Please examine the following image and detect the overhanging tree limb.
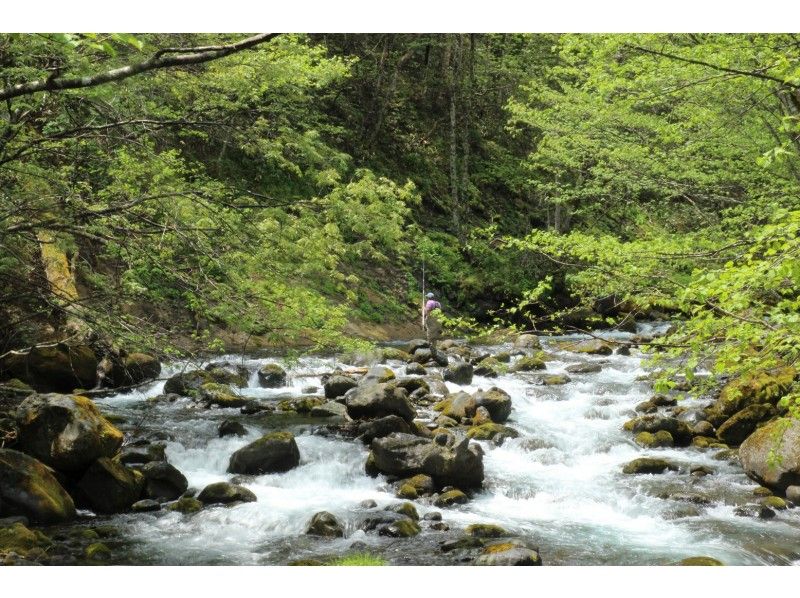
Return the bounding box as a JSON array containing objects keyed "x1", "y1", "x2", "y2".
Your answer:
[{"x1": 0, "y1": 33, "x2": 280, "y2": 102}]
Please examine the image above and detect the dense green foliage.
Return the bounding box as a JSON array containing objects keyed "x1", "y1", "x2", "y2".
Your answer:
[{"x1": 0, "y1": 33, "x2": 798, "y2": 400}]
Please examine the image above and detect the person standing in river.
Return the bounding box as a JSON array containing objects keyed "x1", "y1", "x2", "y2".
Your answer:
[{"x1": 423, "y1": 292, "x2": 443, "y2": 343}]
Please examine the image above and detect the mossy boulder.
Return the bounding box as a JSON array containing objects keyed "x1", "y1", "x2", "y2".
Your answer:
[
  {"x1": 677, "y1": 556, "x2": 723, "y2": 566},
  {"x1": 382, "y1": 348, "x2": 413, "y2": 362},
  {"x1": 0, "y1": 449, "x2": 75, "y2": 523},
  {"x1": 279, "y1": 396, "x2": 325, "y2": 414},
  {"x1": 346, "y1": 382, "x2": 416, "y2": 423},
  {"x1": 434, "y1": 489, "x2": 468, "y2": 507},
  {"x1": 167, "y1": 496, "x2": 203, "y2": 514},
  {"x1": 622, "y1": 414, "x2": 693, "y2": 446},
  {"x1": 513, "y1": 334, "x2": 541, "y2": 350},
  {"x1": 204, "y1": 362, "x2": 249, "y2": 387},
  {"x1": 473, "y1": 387, "x2": 512, "y2": 423},
  {"x1": 0, "y1": 522, "x2": 52, "y2": 561},
  {"x1": 465, "y1": 523, "x2": 508, "y2": 538},
  {"x1": 467, "y1": 423, "x2": 520, "y2": 442},
  {"x1": 475, "y1": 540, "x2": 542, "y2": 566},
  {"x1": 305, "y1": 511, "x2": 344, "y2": 537},
  {"x1": 396, "y1": 484, "x2": 417, "y2": 499},
  {"x1": 197, "y1": 482, "x2": 257, "y2": 505},
  {"x1": 565, "y1": 363, "x2": 603, "y2": 374},
  {"x1": 323, "y1": 375, "x2": 358, "y2": 399},
  {"x1": 539, "y1": 374, "x2": 571, "y2": 386},
  {"x1": 434, "y1": 391, "x2": 477, "y2": 422},
  {"x1": 310, "y1": 401, "x2": 348, "y2": 418},
  {"x1": 228, "y1": 431, "x2": 300, "y2": 475},
  {"x1": 164, "y1": 369, "x2": 215, "y2": 396},
  {"x1": 716, "y1": 404, "x2": 776, "y2": 446},
  {"x1": 444, "y1": 362, "x2": 474, "y2": 386},
  {"x1": 257, "y1": 363, "x2": 287, "y2": 388},
  {"x1": 139, "y1": 461, "x2": 188, "y2": 501},
  {"x1": 405, "y1": 363, "x2": 427, "y2": 375},
  {"x1": 554, "y1": 339, "x2": 613, "y2": 355},
  {"x1": 706, "y1": 367, "x2": 797, "y2": 425},
  {"x1": 0, "y1": 343, "x2": 98, "y2": 392},
  {"x1": 622, "y1": 457, "x2": 678, "y2": 475},
  {"x1": 385, "y1": 501, "x2": 419, "y2": 520},
  {"x1": 362, "y1": 366, "x2": 396, "y2": 384},
  {"x1": 398, "y1": 473, "x2": 435, "y2": 495},
  {"x1": 75, "y1": 457, "x2": 143, "y2": 514},
  {"x1": 378, "y1": 518, "x2": 421, "y2": 538},
  {"x1": 15, "y1": 393, "x2": 123, "y2": 472},
  {"x1": 109, "y1": 353, "x2": 161, "y2": 387},
  {"x1": 510, "y1": 355, "x2": 546, "y2": 373},
  {"x1": 395, "y1": 377, "x2": 430, "y2": 394},
  {"x1": 218, "y1": 420, "x2": 247, "y2": 438},
  {"x1": 739, "y1": 417, "x2": 800, "y2": 491},
  {"x1": 634, "y1": 430, "x2": 674, "y2": 448},
  {"x1": 473, "y1": 357, "x2": 501, "y2": 378},
  {"x1": 759, "y1": 496, "x2": 788, "y2": 510},
  {"x1": 85, "y1": 542, "x2": 112, "y2": 561},
  {"x1": 197, "y1": 382, "x2": 247, "y2": 408}
]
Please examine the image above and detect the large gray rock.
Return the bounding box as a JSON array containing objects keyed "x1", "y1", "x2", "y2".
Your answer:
[
  {"x1": 305, "y1": 511, "x2": 344, "y2": 537},
  {"x1": 109, "y1": 353, "x2": 161, "y2": 387},
  {"x1": 0, "y1": 343, "x2": 98, "y2": 392},
  {"x1": 197, "y1": 482, "x2": 257, "y2": 505},
  {"x1": 346, "y1": 383, "x2": 416, "y2": 423},
  {"x1": 716, "y1": 404, "x2": 775, "y2": 446},
  {"x1": 740, "y1": 418, "x2": 800, "y2": 491},
  {"x1": 444, "y1": 362, "x2": 473, "y2": 386},
  {"x1": 473, "y1": 387, "x2": 512, "y2": 423},
  {"x1": 323, "y1": 375, "x2": 357, "y2": 399},
  {"x1": 227, "y1": 432, "x2": 300, "y2": 475},
  {"x1": 357, "y1": 415, "x2": 411, "y2": 444},
  {"x1": 257, "y1": 364, "x2": 287, "y2": 388},
  {"x1": 14, "y1": 393, "x2": 123, "y2": 472},
  {"x1": 140, "y1": 461, "x2": 188, "y2": 501},
  {"x1": 76, "y1": 457, "x2": 143, "y2": 514},
  {"x1": 369, "y1": 433, "x2": 484, "y2": 489},
  {"x1": 0, "y1": 449, "x2": 75, "y2": 523}
]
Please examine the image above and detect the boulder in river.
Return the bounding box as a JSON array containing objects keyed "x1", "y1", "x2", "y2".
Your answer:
[
  {"x1": 120, "y1": 441, "x2": 166, "y2": 466},
  {"x1": 443, "y1": 362, "x2": 474, "y2": 385},
  {"x1": 0, "y1": 448, "x2": 75, "y2": 523},
  {"x1": 345, "y1": 383, "x2": 416, "y2": 423},
  {"x1": 510, "y1": 355, "x2": 546, "y2": 373},
  {"x1": 554, "y1": 339, "x2": 613, "y2": 355},
  {"x1": 109, "y1": 353, "x2": 161, "y2": 387},
  {"x1": 565, "y1": 363, "x2": 602, "y2": 374},
  {"x1": 218, "y1": 420, "x2": 247, "y2": 438},
  {"x1": 473, "y1": 357, "x2": 501, "y2": 378},
  {"x1": 475, "y1": 540, "x2": 542, "y2": 566},
  {"x1": 204, "y1": 362, "x2": 249, "y2": 387},
  {"x1": 434, "y1": 391, "x2": 476, "y2": 422},
  {"x1": 467, "y1": 423, "x2": 520, "y2": 443},
  {"x1": 75, "y1": 457, "x2": 143, "y2": 514},
  {"x1": 513, "y1": 334, "x2": 541, "y2": 350},
  {"x1": 305, "y1": 511, "x2": 345, "y2": 537},
  {"x1": 139, "y1": 461, "x2": 189, "y2": 501},
  {"x1": 197, "y1": 383, "x2": 247, "y2": 408},
  {"x1": 677, "y1": 556, "x2": 724, "y2": 566},
  {"x1": 323, "y1": 375, "x2": 358, "y2": 399},
  {"x1": 362, "y1": 366, "x2": 396, "y2": 385},
  {"x1": 310, "y1": 401, "x2": 348, "y2": 418},
  {"x1": 357, "y1": 415, "x2": 411, "y2": 444},
  {"x1": 0, "y1": 343, "x2": 98, "y2": 392},
  {"x1": 623, "y1": 414, "x2": 693, "y2": 447},
  {"x1": 705, "y1": 367, "x2": 796, "y2": 426},
  {"x1": 164, "y1": 369, "x2": 215, "y2": 396},
  {"x1": 197, "y1": 482, "x2": 257, "y2": 505},
  {"x1": 621, "y1": 457, "x2": 678, "y2": 475},
  {"x1": 378, "y1": 518, "x2": 420, "y2": 538},
  {"x1": 739, "y1": 417, "x2": 800, "y2": 491},
  {"x1": 15, "y1": 393, "x2": 123, "y2": 472},
  {"x1": 473, "y1": 387, "x2": 512, "y2": 423},
  {"x1": 227, "y1": 431, "x2": 301, "y2": 475},
  {"x1": 716, "y1": 403, "x2": 775, "y2": 446},
  {"x1": 369, "y1": 433, "x2": 484, "y2": 489},
  {"x1": 257, "y1": 363, "x2": 287, "y2": 388},
  {"x1": 405, "y1": 363, "x2": 427, "y2": 376}
]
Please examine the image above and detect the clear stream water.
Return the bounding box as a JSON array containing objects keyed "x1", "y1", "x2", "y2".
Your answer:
[{"x1": 85, "y1": 325, "x2": 800, "y2": 565}]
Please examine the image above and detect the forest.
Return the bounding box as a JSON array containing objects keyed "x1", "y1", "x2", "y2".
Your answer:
[{"x1": 0, "y1": 33, "x2": 799, "y2": 567}]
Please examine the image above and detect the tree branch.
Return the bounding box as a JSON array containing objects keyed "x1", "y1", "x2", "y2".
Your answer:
[{"x1": 0, "y1": 33, "x2": 280, "y2": 102}]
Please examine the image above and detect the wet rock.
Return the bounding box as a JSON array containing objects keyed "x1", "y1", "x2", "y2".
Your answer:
[
  {"x1": 513, "y1": 334, "x2": 541, "y2": 350},
  {"x1": 666, "y1": 492, "x2": 711, "y2": 505},
  {"x1": 398, "y1": 473, "x2": 435, "y2": 496},
  {"x1": 733, "y1": 504, "x2": 775, "y2": 519},
  {"x1": 360, "y1": 499, "x2": 377, "y2": 509},
  {"x1": 539, "y1": 374, "x2": 570, "y2": 386},
  {"x1": 692, "y1": 421, "x2": 715, "y2": 437},
  {"x1": 411, "y1": 348, "x2": 432, "y2": 364},
  {"x1": 120, "y1": 442, "x2": 166, "y2": 465},
  {"x1": 278, "y1": 396, "x2": 324, "y2": 414},
  {"x1": 257, "y1": 363, "x2": 287, "y2": 388},
  {"x1": 405, "y1": 363, "x2": 427, "y2": 376},
  {"x1": 565, "y1": 363, "x2": 603, "y2": 374},
  {"x1": 385, "y1": 501, "x2": 419, "y2": 520},
  {"x1": 358, "y1": 510, "x2": 408, "y2": 531},
  {"x1": 434, "y1": 391, "x2": 477, "y2": 422},
  {"x1": 465, "y1": 523, "x2": 508, "y2": 538},
  {"x1": 753, "y1": 486, "x2": 773, "y2": 497},
  {"x1": 167, "y1": 497, "x2": 203, "y2": 514},
  {"x1": 346, "y1": 383, "x2": 416, "y2": 423},
  {"x1": 197, "y1": 482, "x2": 257, "y2": 505},
  {"x1": 510, "y1": 355, "x2": 546, "y2": 373},
  {"x1": 0, "y1": 449, "x2": 75, "y2": 523},
  {"x1": 310, "y1": 401, "x2": 348, "y2": 418},
  {"x1": 467, "y1": 423, "x2": 519, "y2": 442},
  {"x1": 423, "y1": 511, "x2": 442, "y2": 521},
  {"x1": 164, "y1": 369, "x2": 215, "y2": 396},
  {"x1": 473, "y1": 357, "x2": 501, "y2": 378},
  {"x1": 706, "y1": 367, "x2": 796, "y2": 426},
  {"x1": 622, "y1": 457, "x2": 678, "y2": 475},
  {"x1": 0, "y1": 521, "x2": 52, "y2": 561},
  {"x1": 493, "y1": 352, "x2": 511, "y2": 363},
  {"x1": 0, "y1": 343, "x2": 98, "y2": 393},
  {"x1": 662, "y1": 505, "x2": 702, "y2": 520},
  {"x1": 140, "y1": 461, "x2": 189, "y2": 501},
  {"x1": 218, "y1": 420, "x2": 247, "y2": 438},
  {"x1": 131, "y1": 499, "x2": 161, "y2": 512},
  {"x1": 379, "y1": 518, "x2": 421, "y2": 538},
  {"x1": 357, "y1": 415, "x2": 411, "y2": 444},
  {"x1": 362, "y1": 366, "x2": 396, "y2": 385},
  {"x1": 76, "y1": 457, "x2": 143, "y2": 514},
  {"x1": 305, "y1": 511, "x2": 345, "y2": 537},
  {"x1": 690, "y1": 465, "x2": 714, "y2": 477},
  {"x1": 440, "y1": 535, "x2": 483, "y2": 552},
  {"x1": 739, "y1": 418, "x2": 800, "y2": 491},
  {"x1": 623, "y1": 414, "x2": 693, "y2": 446},
  {"x1": 197, "y1": 383, "x2": 247, "y2": 408},
  {"x1": 444, "y1": 362, "x2": 474, "y2": 386},
  {"x1": 405, "y1": 339, "x2": 430, "y2": 355},
  {"x1": 240, "y1": 400, "x2": 273, "y2": 415},
  {"x1": 785, "y1": 485, "x2": 800, "y2": 505},
  {"x1": 382, "y1": 348, "x2": 413, "y2": 362},
  {"x1": 84, "y1": 542, "x2": 112, "y2": 561},
  {"x1": 324, "y1": 375, "x2": 358, "y2": 399},
  {"x1": 635, "y1": 401, "x2": 657, "y2": 414},
  {"x1": 204, "y1": 362, "x2": 249, "y2": 387},
  {"x1": 369, "y1": 433, "x2": 484, "y2": 489},
  {"x1": 716, "y1": 404, "x2": 775, "y2": 446},
  {"x1": 555, "y1": 339, "x2": 613, "y2": 356},
  {"x1": 759, "y1": 496, "x2": 787, "y2": 510},
  {"x1": 227, "y1": 431, "x2": 300, "y2": 475},
  {"x1": 473, "y1": 387, "x2": 512, "y2": 423},
  {"x1": 475, "y1": 541, "x2": 542, "y2": 566},
  {"x1": 634, "y1": 430, "x2": 674, "y2": 448},
  {"x1": 14, "y1": 393, "x2": 123, "y2": 472},
  {"x1": 678, "y1": 556, "x2": 723, "y2": 566},
  {"x1": 472, "y1": 406, "x2": 492, "y2": 427},
  {"x1": 108, "y1": 353, "x2": 161, "y2": 387},
  {"x1": 396, "y1": 484, "x2": 417, "y2": 499},
  {"x1": 434, "y1": 489, "x2": 468, "y2": 507},
  {"x1": 616, "y1": 346, "x2": 631, "y2": 356}
]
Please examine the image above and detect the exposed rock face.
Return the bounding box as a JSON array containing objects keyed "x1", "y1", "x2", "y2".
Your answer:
[
  {"x1": 227, "y1": 432, "x2": 300, "y2": 475},
  {"x1": 257, "y1": 363, "x2": 287, "y2": 388},
  {"x1": 473, "y1": 387, "x2": 512, "y2": 423},
  {"x1": 197, "y1": 482, "x2": 257, "y2": 505},
  {"x1": 345, "y1": 383, "x2": 416, "y2": 423},
  {"x1": 369, "y1": 433, "x2": 484, "y2": 489},
  {"x1": 510, "y1": 356, "x2": 546, "y2": 373},
  {"x1": 0, "y1": 449, "x2": 76, "y2": 523},
  {"x1": 139, "y1": 462, "x2": 189, "y2": 501},
  {"x1": 739, "y1": 418, "x2": 800, "y2": 491},
  {"x1": 305, "y1": 511, "x2": 345, "y2": 537},
  {"x1": 75, "y1": 457, "x2": 143, "y2": 514},
  {"x1": 0, "y1": 343, "x2": 98, "y2": 392},
  {"x1": 15, "y1": 394, "x2": 123, "y2": 472}
]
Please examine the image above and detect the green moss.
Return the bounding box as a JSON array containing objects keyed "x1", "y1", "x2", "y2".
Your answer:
[
  {"x1": 677, "y1": 556, "x2": 724, "y2": 566},
  {"x1": 465, "y1": 523, "x2": 508, "y2": 538},
  {"x1": 467, "y1": 423, "x2": 519, "y2": 441},
  {"x1": 396, "y1": 484, "x2": 418, "y2": 499},
  {"x1": 434, "y1": 489, "x2": 468, "y2": 507},
  {"x1": 167, "y1": 497, "x2": 203, "y2": 514},
  {"x1": 329, "y1": 552, "x2": 387, "y2": 566},
  {"x1": 85, "y1": 542, "x2": 111, "y2": 561},
  {"x1": 510, "y1": 355, "x2": 546, "y2": 372},
  {"x1": 0, "y1": 522, "x2": 52, "y2": 559},
  {"x1": 760, "y1": 496, "x2": 788, "y2": 510}
]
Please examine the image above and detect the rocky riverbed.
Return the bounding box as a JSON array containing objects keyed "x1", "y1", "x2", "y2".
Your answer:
[{"x1": 1, "y1": 323, "x2": 799, "y2": 565}]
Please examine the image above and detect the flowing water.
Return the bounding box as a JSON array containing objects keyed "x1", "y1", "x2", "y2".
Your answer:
[{"x1": 81, "y1": 324, "x2": 800, "y2": 565}]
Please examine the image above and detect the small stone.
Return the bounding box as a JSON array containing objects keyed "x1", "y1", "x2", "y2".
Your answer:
[
  {"x1": 733, "y1": 504, "x2": 775, "y2": 519},
  {"x1": 423, "y1": 511, "x2": 442, "y2": 521},
  {"x1": 360, "y1": 499, "x2": 377, "y2": 509},
  {"x1": 131, "y1": 499, "x2": 161, "y2": 512},
  {"x1": 85, "y1": 542, "x2": 111, "y2": 561},
  {"x1": 434, "y1": 489, "x2": 468, "y2": 507}
]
